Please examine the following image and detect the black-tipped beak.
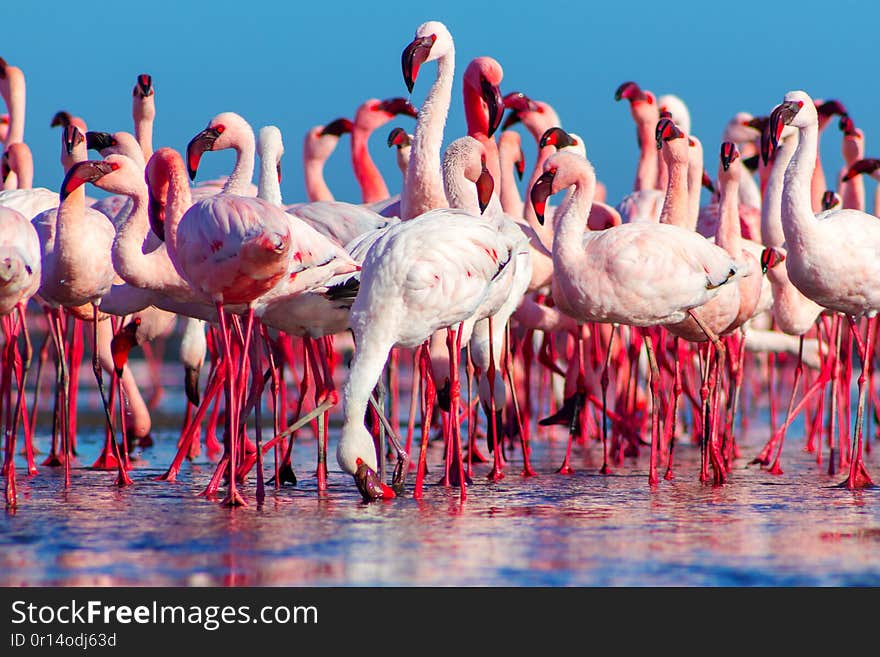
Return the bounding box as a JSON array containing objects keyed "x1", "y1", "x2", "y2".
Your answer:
[
  {"x1": 378, "y1": 97, "x2": 418, "y2": 118},
  {"x1": 355, "y1": 460, "x2": 395, "y2": 502},
  {"x1": 110, "y1": 319, "x2": 140, "y2": 378},
  {"x1": 184, "y1": 365, "x2": 201, "y2": 406},
  {"x1": 540, "y1": 127, "x2": 577, "y2": 150},
  {"x1": 186, "y1": 126, "x2": 222, "y2": 180},
  {"x1": 614, "y1": 81, "x2": 642, "y2": 102},
  {"x1": 816, "y1": 99, "x2": 847, "y2": 118},
  {"x1": 387, "y1": 126, "x2": 410, "y2": 148},
  {"x1": 655, "y1": 117, "x2": 683, "y2": 150},
  {"x1": 841, "y1": 158, "x2": 880, "y2": 182},
  {"x1": 475, "y1": 161, "x2": 494, "y2": 214},
  {"x1": 63, "y1": 125, "x2": 84, "y2": 156},
  {"x1": 531, "y1": 169, "x2": 556, "y2": 225},
  {"x1": 86, "y1": 131, "x2": 117, "y2": 153},
  {"x1": 515, "y1": 148, "x2": 525, "y2": 181},
  {"x1": 769, "y1": 100, "x2": 802, "y2": 150},
  {"x1": 480, "y1": 77, "x2": 504, "y2": 138},
  {"x1": 760, "y1": 246, "x2": 785, "y2": 274},
  {"x1": 319, "y1": 118, "x2": 354, "y2": 137},
  {"x1": 135, "y1": 73, "x2": 153, "y2": 97},
  {"x1": 50, "y1": 110, "x2": 72, "y2": 128},
  {"x1": 720, "y1": 141, "x2": 739, "y2": 172},
  {"x1": 148, "y1": 187, "x2": 166, "y2": 241},
  {"x1": 501, "y1": 110, "x2": 522, "y2": 130},
  {"x1": 60, "y1": 160, "x2": 117, "y2": 201},
  {"x1": 402, "y1": 35, "x2": 435, "y2": 93},
  {"x1": 821, "y1": 190, "x2": 840, "y2": 211},
  {"x1": 1, "y1": 152, "x2": 10, "y2": 182},
  {"x1": 839, "y1": 114, "x2": 858, "y2": 137}
]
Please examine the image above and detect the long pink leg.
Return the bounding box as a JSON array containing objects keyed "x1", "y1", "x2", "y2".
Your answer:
[
  {"x1": 157, "y1": 360, "x2": 226, "y2": 482},
  {"x1": 827, "y1": 316, "x2": 843, "y2": 475},
  {"x1": 405, "y1": 349, "x2": 419, "y2": 471},
  {"x1": 486, "y1": 317, "x2": 505, "y2": 482},
  {"x1": 414, "y1": 342, "x2": 435, "y2": 500},
  {"x1": 66, "y1": 319, "x2": 82, "y2": 456},
  {"x1": 839, "y1": 315, "x2": 876, "y2": 489},
  {"x1": 663, "y1": 337, "x2": 683, "y2": 481},
  {"x1": 271, "y1": 337, "x2": 309, "y2": 486},
  {"x1": 598, "y1": 325, "x2": 615, "y2": 475},
  {"x1": 215, "y1": 303, "x2": 245, "y2": 507},
  {"x1": 24, "y1": 329, "x2": 50, "y2": 475},
  {"x1": 643, "y1": 329, "x2": 662, "y2": 487},
  {"x1": 505, "y1": 324, "x2": 535, "y2": 477}
]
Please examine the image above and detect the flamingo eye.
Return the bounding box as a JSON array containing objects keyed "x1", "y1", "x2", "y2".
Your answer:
[
  {"x1": 110, "y1": 163, "x2": 120, "y2": 171},
  {"x1": 214, "y1": 125, "x2": 226, "y2": 134}
]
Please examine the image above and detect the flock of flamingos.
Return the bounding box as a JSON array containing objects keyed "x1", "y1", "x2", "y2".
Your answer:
[{"x1": 1, "y1": 19, "x2": 879, "y2": 509}]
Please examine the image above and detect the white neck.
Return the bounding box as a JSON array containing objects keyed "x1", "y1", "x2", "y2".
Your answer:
[
  {"x1": 222, "y1": 132, "x2": 255, "y2": 195},
  {"x1": 401, "y1": 49, "x2": 454, "y2": 219},
  {"x1": 258, "y1": 153, "x2": 282, "y2": 207},
  {"x1": 761, "y1": 136, "x2": 796, "y2": 248},
  {"x1": 780, "y1": 122, "x2": 819, "y2": 252}
]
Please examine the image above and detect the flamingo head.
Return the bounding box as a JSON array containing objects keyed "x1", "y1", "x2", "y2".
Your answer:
[
  {"x1": 839, "y1": 113, "x2": 858, "y2": 137},
  {"x1": 821, "y1": 190, "x2": 841, "y2": 211},
  {"x1": 356, "y1": 97, "x2": 417, "y2": 131},
  {"x1": 614, "y1": 80, "x2": 648, "y2": 103},
  {"x1": 531, "y1": 151, "x2": 594, "y2": 226},
  {"x1": 815, "y1": 98, "x2": 847, "y2": 130},
  {"x1": 62, "y1": 124, "x2": 85, "y2": 159},
  {"x1": 319, "y1": 118, "x2": 354, "y2": 138},
  {"x1": 771, "y1": 91, "x2": 815, "y2": 144},
  {"x1": 110, "y1": 317, "x2": 141, "y2": 376},
  {"x1": 540, "y1": 127, "x2": 578, "y2": 151},
  {"x1": 464, "y1": 57, "x2": 504, "y2": 138},
  {"x1": 655, "y1": 117, "x2": 686, "y2": 159},
  {"x1": 145, "y1": 148, "x2": 186, "y2": 242},
  {"x1": 658, "y1": 94, "x2": 691, "y2": 135},
  {"x1": 60, "y1": 159, "x2": 119, "y2": 201},
  {"x1": 257, "y1": 125, "x2": 284, "y2": 183},
  {"x1": 186, "y1": 112, "x2": 249, "y2": 180},
  {"x1": 133, "y1": 73, "x2": 153, "y2": 98},
  {"x1": 386, "y1": 126, "x2": 411, "y2": 149},
  {"x1": 51, "y1": 110, "x2": 87, "y2": 133},
  {"x1": 354, "y1": 458, "x2": 396, "y2": 502},
  {"x1": 841, "y1": 158, "x2": 880, "y2": 182},
  {"x1": 720, "y1": 141, "x2": 740, "y2": 172},
  {"x1": 501, "y1": 91, "x2": 539, "y2": 130},
  {"x1": 760, "y1": 247, "x2": 786, "y2": 274},
  {"x1": 402, "y1": 21, "x2": 451, "y2": 93}
]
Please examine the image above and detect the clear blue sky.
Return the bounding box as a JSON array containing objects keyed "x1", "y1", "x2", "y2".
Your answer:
[{"x1": 2, "y1": 0, "x2": 877, "y2": 206}]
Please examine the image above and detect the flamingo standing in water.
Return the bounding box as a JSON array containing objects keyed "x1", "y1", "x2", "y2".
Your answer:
[
  {"x1": 769, "y1": 90, "x2": 880, "y2": 489},
  {"x1": 0, "y1": 205, "x2": 41, "y2": 507},
  {"x1": 531, "y1": 150, "x2": 742, "y2": 486}
]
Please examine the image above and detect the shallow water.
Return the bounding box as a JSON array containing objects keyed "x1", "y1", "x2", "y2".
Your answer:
[{"x1": 2, "y1": 384, "x2": 878, "y2": 587}]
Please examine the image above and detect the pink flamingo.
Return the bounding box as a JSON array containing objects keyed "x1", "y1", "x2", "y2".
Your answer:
[
  {"x1": 0, "y1": 205, "x2": 41, "y2": 507},
  {"x1": 614, "y1": 81, "x2": 664, "y2": 222},
  {"x1": 351, "y1": 97, "x2": 417, "y2": 204},
  {"x1": 302, "y1": 118, "x2": 352, "y2": 202},
  {"x1": 530, "y1": 150, "x2": 742, "y2": 486},
  {"x1": 132, "y1": 74, "x2": 154, "y2": 160},
  {"x1": 769, "y1": 89, "x2": 880, "y2": 489}
]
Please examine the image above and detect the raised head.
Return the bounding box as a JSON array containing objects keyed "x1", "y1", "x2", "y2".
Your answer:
[
  {"x1": 186, "y1": 111, "x2": 252, "y2": 180},
  {"x1": 401, "y1": 21, "x2": 453, "y2": 93}
]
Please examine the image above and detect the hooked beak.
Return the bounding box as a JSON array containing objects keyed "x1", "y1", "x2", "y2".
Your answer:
[
  {"x1": 769, "y1": 100, "x2": 803, "y2": 151},
  {"x1": 377, "y1": 97, "x2": 418, "y2": 118},
  {"x1": 839, "y1": 114, "x2": 858, "y2": 136},
  {"x1": 401, "y1": 34, "x2": 436, "y2": 93},
  {"x1": 355, "y1": 458, "x2": 396, "y2": 502},
  {"x1": 60, "y1": 160, "x2": 117, "y2": 201},
  {"x1": 63, "y1": 125, "x2": 84, "y2": 156},
  {"x1": 741, "y1": 154, "x2": 760, "y2": 173},
  {"x1": 1, "y1": 152, "x2": 10, "y2": 182},
  {"x1": 184, "y1": 364, "x2": 201, "y2": 406},
  {"x1": 530, "y1": 168, "x2": 556, "y2": 226},
  {"x1": 841, "y1": 158, "x2": 880, "y2": 182},
  {"x1": 821, "y1": 190, "x2": 840, "y2": 211},
  {"x1": 110, "y1": 318, "x2": 140, "y2": 377},
  {"x1": 386, "y1": 126, "x2": 411, "y2": 148},
  {"x1": 760, "y1": 246, "x2": 785, "y2": 274},
  {"x1": 319, "y1": 118, "x2": 354, "y2": 137},
  {"x1": 147, "y1": 187, "x2": 166, "y2": 242},
  {"x1": 720, "y1": 141, "x2": 739, "y2": 172},
  {"x1": 501, "y1": 91, "x2": 538, "y2": 130},
  {"x1": 476, "y1": 159, "x2": 494, "y2": 214},
  {"x1": 480, "y1": 76, "x2": 504, "y2": 138},
  {"x1": 186, "y1": 126, "x2": 223, "y2": 180},
  {"x1": 815, "y1": 99, "x2": 847, "y2": 118},
  {"x1": 655, "y1": 117, "x2": 683, "y2": 150},
  {"x1": 540, "y1": 127, "x2": 577, "y2": 150},
  {"x1": 701, "y1": 170, "x2": 716, "y2": 194},
  {"x1": 86, "y1": 131, "x2": 117, "y2": 153},
  {"x1": 276, "y1": 162, "x2": 282, "y2": 184},
  {"x1": 515, "y1": 148, "x2": 525, "y2": 181},
  {"x1": 134, "y1": 73, "x2": 153, "y2": 97},
  {"x1": 50, "y1": 110, "x2": 72, "y2": 128},
  {"x1": 614, "y1": 81, "x2": 645, "y2": 103}
]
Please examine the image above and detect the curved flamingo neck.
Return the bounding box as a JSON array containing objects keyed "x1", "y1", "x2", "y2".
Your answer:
[
  {"x1": 658, "y1": 155, "x2": 689, "y2": 228},
  {"x1": 135, "y1": 115, "x2": 153, "y2": 161},
  {"x1": 634, "y1": 120, "x2": 658, "y2": 192},
  {"x1": 760, "y1": 138, "x2": 795, "y2": 248},
  {"x1": 303, "y1": 156, "x2": 333, "y2": 202},
  {"x1": 554, "y1": 168, "x2": 596, "y2": 269},
  {"x1": 15, "y1": 156, "x2": 33, "y2": 189},
  {"x1": 258, "y1": 150, "x2": 282, "y2": 207},
  {"x1": 2, "y1": 71, "x2": 25, "y2": 145},
  {"x1": 781, "y1": 122, "x2": 819, "y2": 251},
  {"x1": 498, "y1": 141, "x2": 523, "y2": 218},
  {"x1": 442, "y1": 159, "x2": 478, "y2": 214},
  {"x1": 164, "y1": 159, "x2": 193, "y2": 264},
  {"x1": 351, "y1": 126, "x2": 389, "y2": 203},
  {"x1": 717, "y1": 173, "x2": 741, "y2": 255},
  {"x1": 402, "y1": 49, "x2": 454, "y2": 219},
  {"x1": 686, "y1": 152, "x2": 702, "y2": 232},
  {"x1": 221, "y1": 128, "x2": 255, "y2": 195}
]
